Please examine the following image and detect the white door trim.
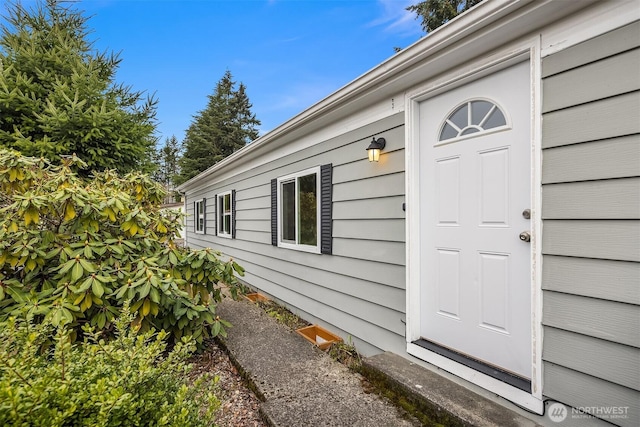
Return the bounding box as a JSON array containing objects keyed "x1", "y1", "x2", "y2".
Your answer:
[{"x1": 404, "y1": 39, "x2": 543, "y2": 414}]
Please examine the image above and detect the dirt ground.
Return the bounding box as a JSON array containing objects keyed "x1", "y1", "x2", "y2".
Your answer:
[{"x1": 189, "y1": 339, "x2": 267, "y2": 427}]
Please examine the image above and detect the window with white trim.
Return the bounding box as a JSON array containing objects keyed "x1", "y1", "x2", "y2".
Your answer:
[
  {"x1": 439, "y1": 99, "x2": 508, "y2": 143},
  {"x1": 277, "y1": 167, "x2": 320, "y2": 253},
  {"x1": 217, "y1": 191, "x2": 233, "y2": 238},
  {"x1": 195, "y1": 199, "x2": 205, "y2": 233}
]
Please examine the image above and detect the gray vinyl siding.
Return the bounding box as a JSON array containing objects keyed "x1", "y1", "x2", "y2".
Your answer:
[
  {"x1": 541, "y1": 21, "x2": 640, "y2": 427},
  {"x1": 185, "y1": 112, "x2": 407, "y2": 355}
]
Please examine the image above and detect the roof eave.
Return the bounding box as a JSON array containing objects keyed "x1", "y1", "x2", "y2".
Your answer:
[{"x1": 177, "y1": 0, "x2": 587, "y2": 191}]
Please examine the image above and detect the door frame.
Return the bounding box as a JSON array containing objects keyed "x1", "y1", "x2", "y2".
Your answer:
[{"x1": 405, "y1": 40, "x2": 544, "y2": 414}]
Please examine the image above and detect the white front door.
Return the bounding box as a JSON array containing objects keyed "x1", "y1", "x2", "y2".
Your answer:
[{"x1": 418, "y1": 61, "x2": 532, "y2": 379}]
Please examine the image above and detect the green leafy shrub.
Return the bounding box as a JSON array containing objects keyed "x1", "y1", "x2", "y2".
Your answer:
[
  {"x1": 0, "y1": 305, "x2": 220, "y2": 426},
  {"x1": 0, "y1": 149, "x2": 243, "y2": 344}
]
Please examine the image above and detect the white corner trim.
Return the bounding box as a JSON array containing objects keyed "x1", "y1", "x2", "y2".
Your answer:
[
  {"x1": 405, "y1": 94, "x2": 422, "y2": 344},
  {"x1": 182, "y1": 195, "x2": 188, "y2": 248},
  {"x1": 529, "y1": 35, "x2": 544, "y2": 400}
]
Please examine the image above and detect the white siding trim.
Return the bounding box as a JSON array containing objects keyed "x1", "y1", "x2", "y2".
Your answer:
[
  {"x1": 405, "y1": 91, "x2": 421, "y2": 344},
  {"x1": 530, "y1": 35, "x2": 544, "y2": 400},
  {"x1": 540, "y1": 0, "x2": 640, "y2": 57},
  {"x1": 182, "y1": 196, "x2": 188, "y2": 247}
]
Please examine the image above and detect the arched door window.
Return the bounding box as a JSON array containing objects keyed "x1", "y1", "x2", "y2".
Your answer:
[{"x1": 438, "y1": 99, "x2": 508, "y2": 143}]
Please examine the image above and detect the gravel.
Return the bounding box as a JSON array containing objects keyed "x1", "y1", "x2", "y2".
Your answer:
[{"x1": 189, "y1": 339, "x2": 267, "y2": 427}]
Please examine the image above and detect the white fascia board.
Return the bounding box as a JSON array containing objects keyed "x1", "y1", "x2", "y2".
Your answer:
[
  {"x1": 541, "y1": 0, "x2": 640, "y2": 57},
  {"x1": 177, "y1": 0, "x2": 597, "y2": 193}
]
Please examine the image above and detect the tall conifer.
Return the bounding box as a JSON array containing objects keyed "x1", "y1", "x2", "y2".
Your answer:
[
  {"x1": 152, "y1": 135, "x2": 181, "y2": 201},
  {"x1": 176, "y1": 71, "x2": 260, "y2": 185},
  {"x1": 0, "y1": 0, "x2": 157, "y2": 174}
]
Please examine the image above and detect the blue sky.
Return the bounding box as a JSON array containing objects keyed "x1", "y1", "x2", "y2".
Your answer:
[{"x1": 7, "y1": 0, "x2": 425, "y2": 145}]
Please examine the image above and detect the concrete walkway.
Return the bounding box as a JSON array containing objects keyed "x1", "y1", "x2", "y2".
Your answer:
[
  {"x1": 363, "y1": 353, "x2": 540, "y2": 427},
  {"x1": 216, "y1": 297, "x2": 420, "y2": 427},
  {"x1": 216, "y1": 297, "x2": 542, "y2": 427}
]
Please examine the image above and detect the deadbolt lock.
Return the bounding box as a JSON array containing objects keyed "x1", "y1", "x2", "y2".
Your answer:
[
  {"x1": 522, "y1": 209, "x2": 531, "y2": 219},
  {"x1": 519, "y1": 231, "x2": 531, "y2": 242}
]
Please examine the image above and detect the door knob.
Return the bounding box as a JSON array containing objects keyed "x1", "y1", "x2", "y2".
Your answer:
[{"x1": 519, "y1": 231, "x2": 531, "y2": 242}]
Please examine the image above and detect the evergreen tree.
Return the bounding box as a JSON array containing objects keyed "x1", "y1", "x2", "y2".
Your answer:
[
  {"x1": 152, "y1": 135, "x2": 181, "y2": 202},
  {"x1": 407, "y1": 0, "x2": 484, "y2": 33},
  {"x1": 176, "y1": 70, "x2": 260, "y2": 185},
  {"x1": 0, "y1": 0, "x2": 157, "y2": 174},
  {"x1": 153, "y1": 135, "x2": 181, "y2": 186}
]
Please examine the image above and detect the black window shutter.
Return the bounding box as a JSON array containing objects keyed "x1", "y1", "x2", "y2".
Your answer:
[
  {"x1": 213, "y1": 195, "x2": 218, "y2": 236},
  {"x1": 271, "y1": 179, "x2": 277, "y2": 246},
  {"x1": 231, "y1": 190, "x2": 237, "y2": 239},
  {"x1": 320, "y1": 164, "x2": 333, "y2": 255},
  {"x1": 193, "y1": 201, "x2": 196, "y2": 232},
  {"x1": 202, "y1": 198, "x2": 206, "y2": 234}
]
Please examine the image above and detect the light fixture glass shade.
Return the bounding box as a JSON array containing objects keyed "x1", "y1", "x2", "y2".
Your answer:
[{"x1": 366, "y1": 137, "x2": 386, "y2": 163}]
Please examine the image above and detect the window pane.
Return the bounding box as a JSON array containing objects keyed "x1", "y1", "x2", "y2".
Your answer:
[
  {"x1": 439, "y1": 123, "x2": 458, "y2": 141},
  {"x1": 224, "y1": 194, "x2": 231, "y2": 213},
  {"x1": 460, "y1": 127, "x2": 480, "y2": 136},
  {"x1": 449, "y1": 104, "x2": 468, "y2": 129},
  {"x1": 298, "y1": 174, "x2": 317, "y2": 246},
  {"x1": 281, "y1": 181, "x2": 296, "y2": 242},
  {"x1": 218, "y1": 199, "x2": 223, "y2": 230},
  {"x1": 484, "y1": 108, "x2": 506, "y2": 129},
  {"x1": 471, "y1": 100, "x2": 493, "y2": 125},
  {"x1": 196, "y1": 201, "x2": 204, "y2": 231},
  {"x1": 224, "y1": 215, "x2": 231, "y2": 234}
]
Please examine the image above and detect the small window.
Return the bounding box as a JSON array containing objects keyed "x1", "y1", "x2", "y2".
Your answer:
[
  {"x1": 271, "y1": 164, "x2": 333, "y2": 255},
  {"x1": 195, "y1": 199, "x2": 206, "y2": 234},
  {"x1": 439, "y1": 99, "x2": 508, "y2": 143},
  {"x1": 217, "y1": 191, "x2": 233, "y2": 238},
  {"x1": 277, "y1": 167, "x2": 320, "y2": 252}
]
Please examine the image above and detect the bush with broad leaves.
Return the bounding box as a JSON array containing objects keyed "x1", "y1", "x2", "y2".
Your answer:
[
  {"x1": 0, "y1": 149, "x2": 244, "y2": 344},
  {"x1": 0, "y1": 304, "x2": 220, "y2": 426}
]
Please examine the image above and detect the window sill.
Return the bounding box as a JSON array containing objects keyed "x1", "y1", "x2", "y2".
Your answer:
[{"x1": 278, "y1": 241, "x2": 321, "y2": 254}]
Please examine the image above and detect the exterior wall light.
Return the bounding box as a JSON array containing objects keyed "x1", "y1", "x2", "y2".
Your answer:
[{"x1": 366, "y1": 137, "x2": 386, "y2": 162}]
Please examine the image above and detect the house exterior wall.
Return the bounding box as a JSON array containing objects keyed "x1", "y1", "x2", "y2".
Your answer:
[
  {"x1": 540, "y1": 21, "x2": 640, "y2": 427},
  {"x1": 185, "y1": 112, "x2": 408, "y2": 356},
  {"x1": 180, "y1": 2, "x2": 639, "y2": 424}
]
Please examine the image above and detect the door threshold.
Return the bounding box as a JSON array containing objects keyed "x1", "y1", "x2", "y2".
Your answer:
[
  {"x1": 413, "y1": 339, "x2": 531, "y2": 393},
  {"x1": 407, "y1": 342, "x2": 543, "y2": 413}
]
